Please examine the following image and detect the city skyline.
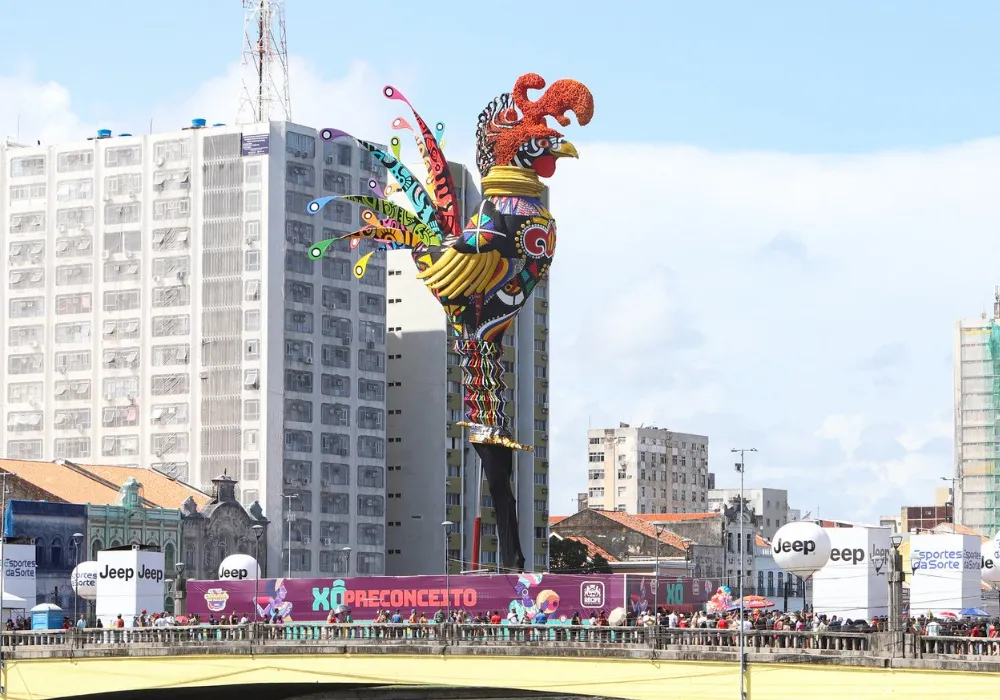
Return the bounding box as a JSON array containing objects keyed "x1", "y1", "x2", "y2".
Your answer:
[{"x1": 1, "y1": 2, "x2": 999, "y2": 528}]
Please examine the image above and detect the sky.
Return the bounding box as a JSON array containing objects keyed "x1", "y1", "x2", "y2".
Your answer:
[{"x1": 3, "y1": 1, "x2": 1000, "y2": 526}]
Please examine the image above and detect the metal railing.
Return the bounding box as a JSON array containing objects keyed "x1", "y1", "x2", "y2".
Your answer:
[{"x1": 0, "y1": 624, "x2": 996, "y2": 661}]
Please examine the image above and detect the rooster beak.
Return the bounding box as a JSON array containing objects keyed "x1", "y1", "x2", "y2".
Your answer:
[{"x1": 551, "y1": 141, "x2": 579, "y2": 159}]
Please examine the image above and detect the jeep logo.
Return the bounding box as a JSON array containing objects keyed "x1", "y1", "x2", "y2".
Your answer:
[
  {"x1": 773, "y1": 539, "x2": 817, "y2": 555},
  {"x1": 221, "y1": 568, "x2": 250, "y2": 580},
  {"x1": 99, "y1": 565, "x2": 164, "y2": 583},
  {"x1": 829, "y1": 547, "x2": 865, "y2": 565}
]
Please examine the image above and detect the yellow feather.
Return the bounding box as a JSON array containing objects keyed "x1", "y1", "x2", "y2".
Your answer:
[
  {"x1": 469, "y1": 251, "x2": 499, "y2": 294},
  {"x1": 416, "y1": 247, "x2": 459, "y2": 283},
  {"x1": 428, "y1": 253, "x2": 472, "y2": 291},
  {"x1": 437, "y1": 255, "x2": 486, "y2": 297}
]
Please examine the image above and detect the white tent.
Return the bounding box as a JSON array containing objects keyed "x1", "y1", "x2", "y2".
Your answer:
[{"x1": 1, "y1": 591, "x2": 27, "y2": 609}]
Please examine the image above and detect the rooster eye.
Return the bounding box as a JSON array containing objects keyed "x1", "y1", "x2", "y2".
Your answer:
[{"x1": 537, "y1": 138, "x2": 550, "y2": 149}]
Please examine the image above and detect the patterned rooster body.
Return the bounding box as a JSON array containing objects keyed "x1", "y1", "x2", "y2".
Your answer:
[{"x1": 308, "y1": 73, "x2": 593, "y2": 571}]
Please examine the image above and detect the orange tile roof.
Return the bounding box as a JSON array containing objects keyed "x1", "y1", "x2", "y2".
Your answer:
[
  {"x1": 78, "y1": 464, "x2": 210, "y2": 509},
  {"x1": 929, "y1": 522, "x2": 990, "y2": 542},
  {"x1": 591, "y1": 509, "x2": 692, "y2": 551},
  {"x1": 0, "y1": 459, "x2": 210, "y2": 509},
  {"x1": 634, "y1": 512, "x2": 718, "y2": 523},
  {"x1": 564, "y1": 535, "x2": 619, "y2": 563},
  {"x1": 549, "y1": 515, "x2": 568, "y2": 526}
]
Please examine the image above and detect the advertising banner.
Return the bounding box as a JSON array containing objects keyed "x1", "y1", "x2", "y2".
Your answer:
[
  {"x1": 624, "y1": 575, "x2": 714, "y2": 614},
  {"x1": 811, "y1": 526, "x2": 891, "y2": 621},
  {"x1": 187, "y1": 573, "x2": 624, "y2": 624},
  {"x1": 909, "y1": 533, "x2": 981, "y2": 616},
  {"x1": 2, "y1": 544, "x2": 36, "y2": 605},
  {"x1": 96, "y1": 549, "x2": 166, "y2": 628}
]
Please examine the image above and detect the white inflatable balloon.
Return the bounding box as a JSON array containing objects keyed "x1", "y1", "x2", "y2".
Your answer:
[
  {"x1": 218, "y1": 554, "x2": 260, "y2": 581},
  {"x1": 771, "y1": 521, "x2": 832, "y2": 578},
  {"x1": 982, "y1": 540, "x2": 1000, "y2": 584},
  {"x1": 70, "y1": 561, "x2": 100, "y2": 600}
]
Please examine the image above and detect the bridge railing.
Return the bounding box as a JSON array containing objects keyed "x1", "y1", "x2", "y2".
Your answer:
[{"x1": 0, "y1": 624, "x2": 994, "y2": 660}]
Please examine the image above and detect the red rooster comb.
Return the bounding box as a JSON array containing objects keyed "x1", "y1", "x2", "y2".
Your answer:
[{"x1": 475, "y1": 73, "x2": 594, "y2": 177}]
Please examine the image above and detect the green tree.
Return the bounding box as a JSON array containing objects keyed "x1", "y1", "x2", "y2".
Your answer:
[
  {"x1": 586, "y1": 553, "x2": 613, "y2": 574},
  {"x1": 548, "y1": 537, "x2": 589, "y2": 573}
]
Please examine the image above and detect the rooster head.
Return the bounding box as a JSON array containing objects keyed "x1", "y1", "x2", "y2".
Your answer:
[{"x1": 475, "y1": 73, "x2": 593, "y2": 178}]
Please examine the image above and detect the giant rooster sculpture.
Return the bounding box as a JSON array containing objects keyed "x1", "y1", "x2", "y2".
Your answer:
[{"x1": 306, "y1": 73, "x2": 594, "y2": 571}]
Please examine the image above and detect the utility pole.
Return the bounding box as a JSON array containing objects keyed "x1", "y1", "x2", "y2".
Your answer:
[
  {"x1": 888, "y1": 534, "x2": 904, "y2": 657},
  {"x1": 238, "y1": 0, "x2": 291, "y2": 123},
  {"x1": 731, "y1": 447, "x2": 756, "y2": 700}
]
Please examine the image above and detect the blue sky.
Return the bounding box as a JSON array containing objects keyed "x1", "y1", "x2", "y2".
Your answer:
[{"x1": 4, "y1": 1, "x2": 1000, "y2": 526}]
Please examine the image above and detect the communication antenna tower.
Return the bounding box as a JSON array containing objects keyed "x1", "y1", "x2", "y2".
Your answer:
[{"x1": 238, "y1": 0, "x2": 292, "y2": 124}]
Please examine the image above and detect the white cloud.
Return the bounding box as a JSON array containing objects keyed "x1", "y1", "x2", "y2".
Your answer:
[{"x1": 2, "y1": 63, "x2": 992, "y2": 530}]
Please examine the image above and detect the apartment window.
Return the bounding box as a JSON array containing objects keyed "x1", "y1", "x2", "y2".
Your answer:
[
  {"x1": 321, "y1": 493, "x2": 349, "y2": 515},
  {"x1": 103, "y1": 377, "x2": 139, "y2": 399},
  {"x1": 286, "y1": 162, "x2": 315, "y2": 187},
  {"x1": 153, "y1": 197, "x2": 191, "y2": 220},
  {"x1": 152, "y1": 286, "x2": 190, "y2": 308},
  {"x1": 152, "y1": 227, "x2": 190, "y2": 251},
  {"x1": 105, "y1": 145, "x2": 142, "y2": 167},
  {"x1": 104, "y1": 230, "x2": 141, "y2": 254},
  {"x1": 7, "y1": 411, "x2": 43, "y2": 432},
  {"x1": 10, "y1": 155, "x2": 45, "y2": 178},
  {"x1": 57, "y1": 150, "x2": 94, "y2": 173},
  {"x1": 321, "y1": 344, "x2": 351, "y2": 368},
  {"x1": 285, "y1": 250, "x2": 313, "y2": 275},
  {"x1": 357, "y1": 407, "x2": 384, "y2": 430},
  {"x1": 285, "y1": 310, "x2": 314, "y2": 334},
  {"x1": 103, "y1": 260, "x2": 141, "y2": 283},
  {"x1": 105, "y1": 202, "x2": 141, "y2": 225},
  {"x1": 321, "y1": 315, "x2": 352, "y2": 339},
  {"x1": 357, "y1": 495, "x2": 384, "y2": 518},
  {"x1": 56, "y1": 206, "x2": 95, "y2": 228},
  {"x1": 102, "y1": 406, "x2": 139, "y2": 428},
  {"x1": 285, "y1": 399, "x2": 313, "y2": 423},
  {"x1": 101, "y1": 347, "x2": 139, "y2": 369},
  {"x1": 286, "y1": 280, "x2": 314, "y2": 304},
  {"x1": 102, "y1": 435, "x2": 140, "y2": 457},
  {"x1": 152, "y1": 433, "x2": 189, "y2": 455},
  {"x1": 244, "y1": 370, "x2": 261, "y2": 390},
  {"x1": 321, "y1": 462, "x2": 349, "y2": 486},
  {"x1": 151, "y1": 373, "x2": 189, "y2": 395},
  {"x1": 243, "y1": 459, "x2": 260, "y2": 482},
  {"x1": 7, "y1": 440, "x2": 43, "y2": 460},
  {"x1": 358, "y1": 436, "x2": 384, "y2": 459},
  {"x1": 152, "y1": 314, "x2": 190, "y2": 337},
  {"x1": 8, "y1": 240, "x2": 45, "y2": 266},
  {"x1": 358, "y1": 465, "x2": 384, "y2": 489},
  {"x1": 244, "y1": 399, "x2": 260, "y2": 421},
  {"x1": 284, "y1": 429, "x2": 313, "y2": 453},
  {"x1": 359, "y1": 320, "x2": 386, "y2": 344},
  {"x1": 9, "y1": 297, "x2": 44, "y2": 319},
  {"x1": 358, "y1": 379, "x2": 385, "y2": 402},
  {"x1": 151, "y1": 404, "x2": 188, "y2": 426},
  {"x1": 7, "y1": 269, "x2": 44, "y2": 293},
  {"x1": 244, "y1": 249, "x2": 260, "y2": 272},
  {"x1": 151, "y1": 256, "x2": 190, "y2": 279},
  {"x1": 55, "y1": 264, "x2": 93, "y2": 286},
  {"x1": 153, "y1": 138, "x2": 191, "y2": 164},
  {"x1": 104, "y1": 290, "x2": 140, "y2": 312},
  {"x1": 8, "y1": 325, "x2": 42, "y2": 348},
  {"x1": 54, "y1": 437, "x2": 91, "y2": 460},
  {"x1": 98, "y1": 319, "x2": 139, "y2": 342},
  {"x1": 55, "y1": 235, "x2": 92, "y2": 258},
  {"x1": 151, "y1": 344, "x2": 189, "y2": 366},
  {"x1": 55, "y1": 350, "x2": 91, "y2": 373},
  {"x1": 358, "y1": 349, "x2": 385, "y2": 373},
  {"x1": 285, "y1": 369, "x2": 313, "y2": 393},
  {"x1": 321, "y1": 433, "x2": 350, "y2": 456},
  {"x1": 322, "y1": 257, "x2": 352, "y2": 281},
  {"x1": 322, "y1": 286, "x2": 351, "y2": 311},
  {"x1": 245, "y1": 309, "x2": 261, "y2": 331},
  {"x1": 55, "y1": 380, "x2": 90, "y2": 401},
  {"x1": 284, "y1": 339, "x2": 313, "y2": 363},
  {"x1": 9, "y1": 211, "x2": 45, "y2": 234},
  {"x1": 320, "y1": 402, "x2": 350, "y2": 426},
  {"x1": 8, "y1": 382, "x2": 43, "y2": 404},
  {"x1": 287, "y1": 132, "x2": 316, "y2": 158},
  {"x1": 357, "y1": 523, "x2": 384, "y2": 546},
  {"x1": 535, "y1": 419, "x2": 547, "y2": 432}
]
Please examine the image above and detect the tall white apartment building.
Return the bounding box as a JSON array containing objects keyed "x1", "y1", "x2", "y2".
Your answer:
[
  {"x1": 586, "y1": 424, "x2": 712, "y2": 515},
  {"x1": 0, "y1": 120, "x2": 387, "y2": 576},
  {"x1": 707, "y1": 487, "x2": 790, "y2": 540},
  {"x1": 954, "y1": 289, "x2": 1000, "y2": 537},
  {"x1": 384, "y1": 163, "x2": 552, "y2": 575}
]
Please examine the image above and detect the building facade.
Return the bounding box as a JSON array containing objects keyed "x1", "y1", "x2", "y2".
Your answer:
[
  {"x1": 0, "y1": 121, "x2": 387, "y2": 576},
  {"x1": 586, "y1": 424, "x2": 712, "y2": 515},
  {"x1": 707, "y1": 487, "x2": 791, "y2": 540},
  {"x1": 384, "y1": 163, "x2": 552, "y2": 575},
  {"x1": 954, "y1": 298, "x2": 1000, "y2": 537}
]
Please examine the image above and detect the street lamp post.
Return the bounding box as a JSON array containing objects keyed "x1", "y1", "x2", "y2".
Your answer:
[
  {"x1": 71, "y1": 532, "x2": 83, "y2": 625},
  {"x1": 888, "y1": 534, "x2": 904, "y2": 657},
  {"x1": 281, "y1": 493, "x2": 299, "y2": 579},
  {"x1": 442, "y1": 520, "x2": 454, "y2": 618},
  {"x1": 251, "y1": 524, "x2": 264, "y2": 623},
  {"x1": 731, "y1": 447, "x2": 756, "y2": 700},
  {"x1": 653, "y1": 525, "x2": 665, "y2": 620},
  {"x1": 174, "y1": 562, "x2": 186, "y2": 616},
  {"x1": 342, "y1": 547, "x2": 352, "y2": 577}
]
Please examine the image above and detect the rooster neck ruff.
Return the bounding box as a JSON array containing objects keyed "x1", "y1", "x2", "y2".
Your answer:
[{"x1": 481, "y1": 166, "x2": 546, "y2": 199}]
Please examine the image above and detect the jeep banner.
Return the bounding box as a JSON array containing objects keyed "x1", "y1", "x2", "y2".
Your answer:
[
  {"x1": 187, "y1": 573, "x2": 626, "y2": 623},
  {"x1": 95, "y1": 549, "x2": 166, "y2": 628}
]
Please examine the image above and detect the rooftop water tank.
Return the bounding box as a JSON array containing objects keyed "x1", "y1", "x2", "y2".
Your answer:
[
  {"x1": 118, "y1": 133, "x2": 132, "y2": 137},
  {"x1": 97, "y1": 129, "x2": 112, "y2": 139},
  {"x1": 191, "y1": 118, "x2": 207, "y2": 129}
]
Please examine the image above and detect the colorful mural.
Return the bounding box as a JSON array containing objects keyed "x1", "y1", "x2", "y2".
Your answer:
[{"x1": 304, "y1": 74, "x2": 594, "y2": 570}]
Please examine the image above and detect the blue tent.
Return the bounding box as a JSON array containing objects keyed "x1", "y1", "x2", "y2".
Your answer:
[{"x1": 960, "y1": 608, "x2": 990, "y2": 617}]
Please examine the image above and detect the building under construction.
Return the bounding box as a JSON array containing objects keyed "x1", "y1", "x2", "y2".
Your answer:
[{"x1": 954, "y1": 287, "x2": 1000, "y2": 538}]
